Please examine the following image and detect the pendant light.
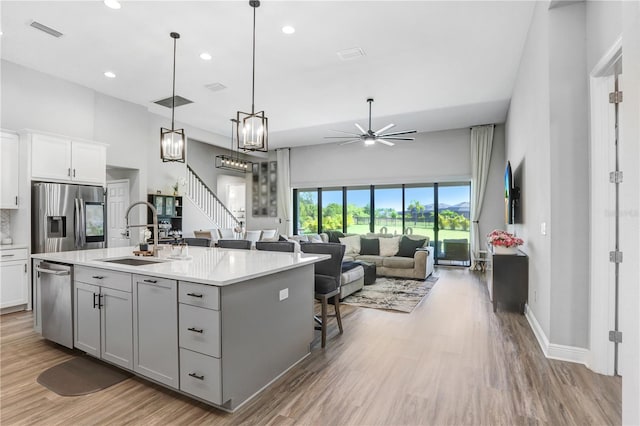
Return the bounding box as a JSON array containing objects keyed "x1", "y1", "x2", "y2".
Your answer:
[
  {"x1": 160, "y1": 32, "x2": 186, "y2": 162},
  {"x1": 216, "y1": 119, "x2": 252, "y2": 172},
  {"x1": 237, "y1": 0, "x2": 268, "y2": 152}
]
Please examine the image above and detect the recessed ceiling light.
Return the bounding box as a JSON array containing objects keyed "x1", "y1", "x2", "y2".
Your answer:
[
  {"x1": 199, "y1": 52, "x2": 212, "y2": 61},
  {"x1": 104, "y1": 71, "x2": 116, "y2": 78},
  {"x1": 282, "y1": 26, "x2": 295, "y2": 35},
  {"x1": 104, "y1": 0, "x2": 121, "y2": 10}
]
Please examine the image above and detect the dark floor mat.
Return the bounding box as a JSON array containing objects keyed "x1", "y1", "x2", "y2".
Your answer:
[{"x1": 37, "y1": 356, "x2": 132, "y2": 396}]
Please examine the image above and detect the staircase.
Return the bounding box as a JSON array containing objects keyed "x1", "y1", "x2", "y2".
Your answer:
[{"x1": 186, "y1": 165, "x2": 241, "y2": 231}]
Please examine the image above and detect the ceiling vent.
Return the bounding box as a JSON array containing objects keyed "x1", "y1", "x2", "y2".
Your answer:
[
  {"x1": 153, "y1": 95, "x2": 193, "y2": 108},
  {"x1": 29, "y1": 20, "x2": 63, "y2": 38},
  {"x1": 205, "y1": 82, "x2": 227, "y2": 92},
  {"x1": 337, "y1": 47, "x2": 366, "y2": 61}
]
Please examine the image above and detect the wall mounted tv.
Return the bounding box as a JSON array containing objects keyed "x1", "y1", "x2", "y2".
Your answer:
[{"x1": 504, "y1": 161, "x2": 520, "y2": 224}]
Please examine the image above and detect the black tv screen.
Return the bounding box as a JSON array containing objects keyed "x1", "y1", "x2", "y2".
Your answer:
[{"x1": 505, "y1": 161, "x2": 514, "y2": 224}]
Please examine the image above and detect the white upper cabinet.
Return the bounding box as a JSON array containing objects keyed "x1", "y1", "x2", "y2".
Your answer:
[
  {"x1": 0, "y1": 132, "x2": 20, "y2": 208},
  {"x1": 30, "y1": 133, "x2": 106, "y2": 186}
]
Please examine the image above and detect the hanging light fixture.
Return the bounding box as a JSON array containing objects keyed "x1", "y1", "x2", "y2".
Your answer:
[
  {"x1": 216, "y1": 119, "x2": 252, "y2": 172},
  {"x1": 237, "y1": 0, "x2": 268, "y2": 152},
  {"x1": 160, "y1": 32, "x2": 186, "y2": 162}
]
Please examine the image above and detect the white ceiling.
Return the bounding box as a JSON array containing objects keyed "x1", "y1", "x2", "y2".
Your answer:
[{"x1": 0, "y1": 1, "x2": 535, "y2": 149}]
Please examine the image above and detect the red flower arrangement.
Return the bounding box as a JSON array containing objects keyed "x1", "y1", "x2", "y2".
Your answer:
[{"x1": 487, "y1": 230, "x2": 524, "y2": 248}]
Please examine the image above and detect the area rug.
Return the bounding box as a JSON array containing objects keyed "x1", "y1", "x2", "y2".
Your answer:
[
  {"x1": 37, "y1": 355, "x2": 132, "y2": 396},
  {"x1": 342, "y1": 275, "x2": 439, "y2": 313}
]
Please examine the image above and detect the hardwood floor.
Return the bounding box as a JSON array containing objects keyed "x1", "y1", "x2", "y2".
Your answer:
[{"x1": 0, "y1": 268, "x2": 620, "y2": 425}]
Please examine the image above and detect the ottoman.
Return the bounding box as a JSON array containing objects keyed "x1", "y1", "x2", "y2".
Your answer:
[{"x1": 356, "y1": 261, "x2": 377, "y2": 285}]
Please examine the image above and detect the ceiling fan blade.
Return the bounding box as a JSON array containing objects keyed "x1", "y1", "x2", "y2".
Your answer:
[
  {"x1": 378, "y1": 129, "x2": 417, "y2": 137},
  {"x1": 328, "y1": 129, "x2": 363, "y2": 136},
  {"x1": 339, "y1": 139, "x2": 361, "y2": 146},
  {"x1": 379, "y1": 137, "x2": 414, "y2": 141},
  {"x1": 377, "y1": 139, "x2": 395, "y2": 146},
  {"x1": 374, "y1": 123, "x2": 395, "y2": 134},
  {"x1": 355, "y1": 123, "x2": 367, "y2": 134}
]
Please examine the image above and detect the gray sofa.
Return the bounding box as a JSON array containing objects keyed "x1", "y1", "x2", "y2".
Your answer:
[{"x1": 341, "y1": 233, "x2": 435, "y2": 280}]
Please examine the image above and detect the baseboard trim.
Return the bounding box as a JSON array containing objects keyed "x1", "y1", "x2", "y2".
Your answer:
[{"x1": 524, "y1": 304, "x2": 590, "y2": 367}]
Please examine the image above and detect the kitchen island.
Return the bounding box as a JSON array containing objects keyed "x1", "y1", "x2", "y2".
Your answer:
[{"x1": 31, "y1": 245, "x2": 327, "y2": 412}]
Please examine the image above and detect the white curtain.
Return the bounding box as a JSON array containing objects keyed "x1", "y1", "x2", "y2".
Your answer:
[
  {"x1": 276, "y1": 148, "x2": 292, "y2": 235},
  {"x1": 470, "y1": 125, "x2": 494, "y2": 270}
]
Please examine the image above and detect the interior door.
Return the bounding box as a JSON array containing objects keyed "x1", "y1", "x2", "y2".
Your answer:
[{"x1": 107, "y1": 180, "x2": 130, "y2": 248}]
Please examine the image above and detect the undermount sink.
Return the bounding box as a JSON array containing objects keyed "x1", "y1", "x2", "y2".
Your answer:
[{"x1": 98, "y1": 257, "x2": 169, "y2": 266}]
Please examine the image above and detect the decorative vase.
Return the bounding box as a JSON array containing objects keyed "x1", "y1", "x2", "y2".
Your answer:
[{"x1": 493, "y1": 245, "x2": 519, "y2": 255}]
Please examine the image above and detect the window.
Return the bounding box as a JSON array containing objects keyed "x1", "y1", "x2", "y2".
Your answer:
[
  {"x1": 321, "y1": 188, "x2": 343, "y2": 232},
  {"x1": 404, "y1": 185, "x2": 434, "y2": 242},
  {"x1": 293, "y1": 182, "x2": 471, "y2": 267},
  {"x1": 296, "y1": 190, "x2": 318, "y2": 234},
  {"x1": 373, "y1": 186, "x2": 402, "y2": 234},
  {"x1": 436, "y1": 183, "x2": 471, "y2": 266},
  {"x1": 346, "y1": 187, "x2": 370, "y2": 234}
]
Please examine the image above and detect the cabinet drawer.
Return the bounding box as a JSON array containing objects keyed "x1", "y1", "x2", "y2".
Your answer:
[
  {"x1": 179, "y1": 304, "x2": 220, "y2": 357},
  {"x1": 75, "y1": 266, "x2": 132, "y2": 292},
  {"x1": 0, "y1": 248, "x2": 28, "y2": 262},
  {"x1": 179, "y1": 348, "x2": 222, "y2": 405},
  {"x1": 179, "y1": 281, "x2": 219, "y2": 310}
]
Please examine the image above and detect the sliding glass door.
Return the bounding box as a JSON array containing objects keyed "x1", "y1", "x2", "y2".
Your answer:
[{"x1": 294, "y1": 182, "x2": 471, "y2": 266}]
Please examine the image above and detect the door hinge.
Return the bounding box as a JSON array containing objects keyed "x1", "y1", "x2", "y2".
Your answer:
[
  {"x1": 609, "y1": 91, "x2": 623, "y2": 104},
  {"x1": 609, "y1": 251, "x2": 623, "y2": 263},
  {"x1": 609, "y1": 171, "x2": 623, "y2": 183},
  {"x1": 609, "y1": 330, "x2": 623, "y2": 343}
]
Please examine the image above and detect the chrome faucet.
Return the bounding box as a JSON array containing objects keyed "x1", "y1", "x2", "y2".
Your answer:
[{"x1": 125, "y1": 201, "x2": 159, "y2": 256}]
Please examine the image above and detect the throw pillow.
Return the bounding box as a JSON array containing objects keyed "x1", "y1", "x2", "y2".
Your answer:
[
  {"x1": 307, "y1": 234, "x2": 324, "y2": 243},
  {"x1": 397, "y1": 236, "x2": 427, "y2": 257},
  {"x1": 326, "y1": 230, "x2": 345, "y2": 243},
  {"x1": 339, "y1": 235, "x2": 361, "y2": 255},
  {"x1": 360, "y1": 237, "x2": 380, "y2": 255},
  {"x1": 379, "y1": 236, "x2": 401, "y2": 257}
]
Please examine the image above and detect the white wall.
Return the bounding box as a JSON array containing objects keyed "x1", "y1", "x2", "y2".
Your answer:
[
  {"x1": 619, "y1": 0, "x2": 640, "y2": 422},
  {"x1": 291, "y1": 128, "x2": 471, "y2": 188},
  {"x1": 287, "y1": 125, "x2": 506, "y2": 242},
  {"x1": 505, "y1": 1, "x2": 552, "y2": 340},
  {"x1": 548, "y1": 2, "x2": 589, "y2": 347},
  {"x1": 1, "y1": 59, "x2": 226, "y2": 245}
]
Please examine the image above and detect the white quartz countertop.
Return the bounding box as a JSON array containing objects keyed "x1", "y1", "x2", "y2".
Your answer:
[{"x1": 31, "y1": 246, "x2": 328, "y2": 286}]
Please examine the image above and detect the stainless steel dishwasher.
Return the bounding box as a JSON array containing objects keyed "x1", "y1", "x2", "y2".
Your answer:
[{"x1": 36, "y1": 261, "x2": 73, "y2": 349}]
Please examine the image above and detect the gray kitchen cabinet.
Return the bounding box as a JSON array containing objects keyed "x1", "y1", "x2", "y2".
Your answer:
[
  {"x1": 74, "y1": 267, "x2": 133, "y2": 369},
  {"x1": 133, "y1": 275, "x2": 179, "y2": 389}
]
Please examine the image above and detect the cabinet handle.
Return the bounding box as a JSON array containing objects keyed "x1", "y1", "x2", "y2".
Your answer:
[
  {"x1": 98, "y1": 294, "x2": 104, "y2": 309},
  {"x1": 68, "y1": 168, "x2": 71, "y2": 177},
  {"x1": 144, "y1": 279, "x2": 158, "y2": 283},
  {"x1": 186, "y1": 292, "x2": 203, "y2": 298},
  {"x1": 93, "y1": 293, "x2": 99, "y2": 308},
  {"x1": 73, "y1": 169, "x2": 76, "y2": 177},
  {"x1": 92, "y1": 276, "x2": 104, "y2": 279},
  {"x1": 188, "y1": 372, "x2": 204, "y2": 380},
  {"x1": 1, "y1": 254, "x2": 15, "y2": 258},
  {"x1": 15, "y1": 196, "x2": 18, "y2": 206},
  {"x1": 24, "y1": 264, "x2": 27, "y2": 273},
  {"x1": 187, "y1": 327, "x2": 203, "y2": 334}
]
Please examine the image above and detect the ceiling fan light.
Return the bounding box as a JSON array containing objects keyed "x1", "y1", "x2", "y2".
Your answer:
[{"x1": 364, "y1": 138, "x2": 376, "y2": 146}]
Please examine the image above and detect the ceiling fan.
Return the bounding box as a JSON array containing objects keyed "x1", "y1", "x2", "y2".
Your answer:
[{"x1": 325, "y1": 98, "x2": 417, "y2": 146}]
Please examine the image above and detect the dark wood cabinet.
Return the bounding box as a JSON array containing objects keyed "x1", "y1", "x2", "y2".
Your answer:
[
  {"x1": 488, "y1": 251, "x2": 528, "y2": 314},
  {"x1": 147, "y1": 194, "x2": 182, "y2": 241}
]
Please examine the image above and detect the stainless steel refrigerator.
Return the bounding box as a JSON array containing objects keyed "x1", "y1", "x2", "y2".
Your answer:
[{"x1": 32, "y1": 182, "x2": 106, "y2": 253}]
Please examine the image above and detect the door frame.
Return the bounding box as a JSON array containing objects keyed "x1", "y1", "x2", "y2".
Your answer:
[
  {"x1": 106, "y1": 179, "x2": 131, "y2": 248},
  {"x1": 588, "y1": 37, "x2": 621, "y2": 376}
]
